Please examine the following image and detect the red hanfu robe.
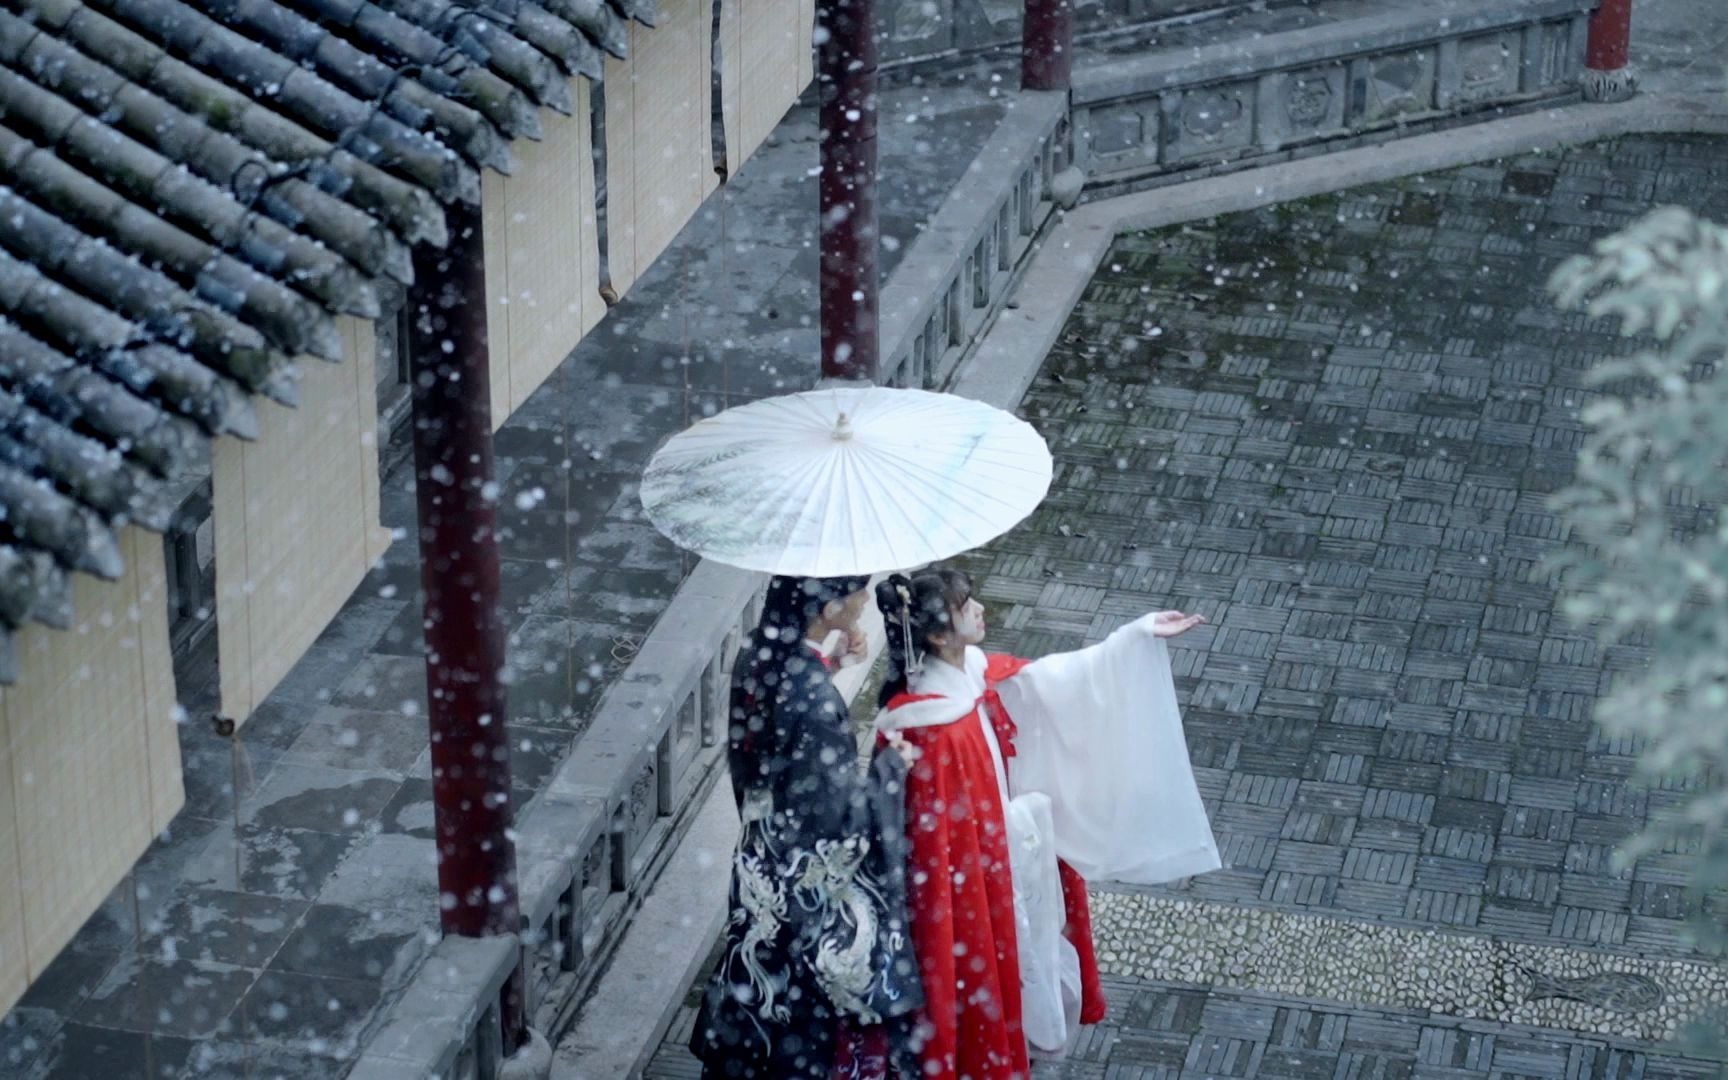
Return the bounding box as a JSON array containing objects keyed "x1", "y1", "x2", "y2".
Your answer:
[
  {"x1": 880, "y1": 653, "x2": 1104, "y2": 1080},
  {"x1": 879, "y1": 618, "x2": 1223, "y2": 1080}
]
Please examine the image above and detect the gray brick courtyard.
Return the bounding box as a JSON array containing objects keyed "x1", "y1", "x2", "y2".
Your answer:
[{"x1": 649, "y1": 135, "x2": 1728, "y2": 1078}]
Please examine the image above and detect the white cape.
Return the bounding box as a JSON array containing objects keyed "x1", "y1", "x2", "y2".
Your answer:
[{"x1": 995, "y1": 614, "x2": 1222, "y2": 885}]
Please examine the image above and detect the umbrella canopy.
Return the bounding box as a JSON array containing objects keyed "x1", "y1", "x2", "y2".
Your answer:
[{"x1": 640, "y1": 387, "x2": 1053, "y2": 577}]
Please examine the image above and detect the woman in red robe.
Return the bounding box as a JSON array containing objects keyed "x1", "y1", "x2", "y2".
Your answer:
[{"x1": 873, "y1": 568, "x2": 1218, "y2": 1079}]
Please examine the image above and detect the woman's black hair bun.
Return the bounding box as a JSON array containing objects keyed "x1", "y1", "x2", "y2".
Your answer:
[{"x1": 875, "y1": 573, "x2": 912, "y2": 614}]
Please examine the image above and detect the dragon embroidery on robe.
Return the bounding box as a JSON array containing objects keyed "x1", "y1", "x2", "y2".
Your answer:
[
  {"x1": 727, "y1": 838, "x2": 792, "y2": 1032},
  {"x1": 723, "y1": 821, "x2": 908, "y2": 1053},
  {"x1": 791, "y1": 836, "x2": 897, "y2": 1024}
]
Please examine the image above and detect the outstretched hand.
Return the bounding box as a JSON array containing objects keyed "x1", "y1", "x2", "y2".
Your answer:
[
  {"x1": 885, "y1": 729, "x2": 920, "y2": 763},
  {"x1": 1146, "y1": 610, "x2": 1205, "y2": 637}
]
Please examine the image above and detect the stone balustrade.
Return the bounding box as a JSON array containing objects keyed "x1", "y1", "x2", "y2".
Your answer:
[
  {"x1": 882, "y1": 93, "x2": 1069, "y2": 390},
  {"x1": 1072, "y1": 0, "x2": 1597, "y2": 195}
]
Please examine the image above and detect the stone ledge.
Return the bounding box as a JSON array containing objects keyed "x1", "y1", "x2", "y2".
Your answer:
[
  {"x1": 521, "y1": 561, "x2": 761, "y2": 902},
  {"x1": 968, "y1": 92, "x2": 1728, "y2": 427},
  {"x1": 1097, "y1": 92, "x2": 1728, "y2": 237},
  {"x1": 516, "y1": 794, "x2": 610, "y2": 936},
  {"x1": 950, "y1": 203, "x2": 1117, "y2": 415},
  {"x1": 879, "y1": 91, "x2": 1066, "y2": 347},
  {"x1": 879, "y1": 91, "x2": 1067, "y2": 389},
  {"x1": 503, "y1": 561, "x2": 761, "y2": 1045},
  {"x1": 345, "y1": 1060, "x2": 439, "y2": 1080},
  {"x1": 347, "y1": 934, "x2": 519, "y2": 1079},
  {"x1": 552, "y1": 770, "x2": 738, "y2": 1079}
]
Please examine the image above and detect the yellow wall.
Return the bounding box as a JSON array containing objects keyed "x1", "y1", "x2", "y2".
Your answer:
[
  {"x1": 0, "y1": 527, "x2": 181, "y2": 1017},
  {"x1": 609, "y1": 0, "x2": 720, "y2": 286},
  {"x1": 722, "y1": 0, "x2": 814, "y2": 173},
  {"x1": 635, "y1": 1, "x2": 711, "y2": 271},
  {"x1": 213, "y1": 316, "x2": 391, "y2": 723},
  {"x1": 477, "y1": 0, "x2": 812, "y2": 425},
  {"x1": 481, "y1": 85, "x2": 607, "y2": 430}
]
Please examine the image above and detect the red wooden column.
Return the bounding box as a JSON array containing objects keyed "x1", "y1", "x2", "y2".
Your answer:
[
  {"x1": 407, "y1": 201, "x2": 527, "y2": 1051},
  {"x1": 817, "y1": 0, "x2": 880, "y2": 383},
  {"x1": 1022, "y1": 0, "x2": 1074, "y2": 91},
  {"x1": 1582, "y1": 0, "x2": 1634, "y2": 102}
]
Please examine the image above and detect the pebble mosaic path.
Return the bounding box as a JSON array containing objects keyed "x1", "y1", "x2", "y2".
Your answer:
[
  {"x1": 1089, "y1": 890, "x2": 1723, "y2": 1044},
  {"x1": 647, "y1": 135, "x2": 1728, "y2": 1078}
]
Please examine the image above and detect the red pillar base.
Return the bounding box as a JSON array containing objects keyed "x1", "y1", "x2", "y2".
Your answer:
[
  {"x1": 1582, "y1": 0, "x2": 1634, "y2": 103},
  {"x1": 1581, "y1": 65, "x2": 1636, "y2": 103}
]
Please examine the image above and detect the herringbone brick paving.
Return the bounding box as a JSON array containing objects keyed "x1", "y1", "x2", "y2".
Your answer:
[
  {"x1": 646, "y1": 135, "x2": 1728, "y2": 1077},
  {"x1": 968, "y1": 137, "x2": 1728, "y2": 966}
]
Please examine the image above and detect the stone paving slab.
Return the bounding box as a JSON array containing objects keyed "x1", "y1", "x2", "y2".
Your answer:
[
  {"x1": 645, "y1": 131, "x2": 1728, "y2": 1078},
  {"x1": 651, "y1": 974, "x2": 1725, "y2": 1080},
  {"x1": 0, "y1": 75, "x2": 1012, "y2": 1079},
  {"x1": 1036, "y1": 974, "x2": 1722, "y2": 1080}
]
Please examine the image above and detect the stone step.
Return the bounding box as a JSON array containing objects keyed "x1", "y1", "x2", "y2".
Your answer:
[{"x1": 1072, "y1": 0, "x2": 1595, "y2": 191}]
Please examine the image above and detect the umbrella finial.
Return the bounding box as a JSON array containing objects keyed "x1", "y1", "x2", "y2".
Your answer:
[{"x1": 833, "y1": 412, "x2": 855, "y2": 441}]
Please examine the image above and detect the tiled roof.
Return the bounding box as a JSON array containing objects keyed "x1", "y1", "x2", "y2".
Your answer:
[{"x1": 0, "y1": 0, "x2": 646, "y2": 679}]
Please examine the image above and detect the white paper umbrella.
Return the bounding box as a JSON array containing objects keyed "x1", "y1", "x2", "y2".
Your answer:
[{"x1": 640, "y1": 387, "x2": 1053, "y2": 577}]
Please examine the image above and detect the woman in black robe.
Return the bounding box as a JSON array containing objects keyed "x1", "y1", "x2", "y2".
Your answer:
[{"x1": 691, "y1": 575, "x2": 923, "y2": 1079}]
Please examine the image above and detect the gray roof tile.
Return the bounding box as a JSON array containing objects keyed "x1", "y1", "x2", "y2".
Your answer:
[{"x1": 0, "y1": 0, "x2": 649, "y2": 680}]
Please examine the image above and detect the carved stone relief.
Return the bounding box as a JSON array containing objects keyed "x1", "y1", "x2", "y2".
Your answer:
[
  {"x1": 581, "y1": 832, "x2": 608, "y2": 902},
  {"x1": 1525, "y1": 21, "x2": 1573, "y2": 88},
  {"x1": 1257, "y1": 65, "x2": 1346, "y2": 148},
  {"x1": 1455, "y1": 31, "x2": 1522, "y2": 104},
  {"x1": 1085, "y1": 103, "x2": 1149, "y2": 160},
  {"x1": 629, "y1": 764, "x2": 655, "y2": 838},
  {"x1": 702, "y1": 656, "x2": 725, "y2": 747},
  {"x1": 1182, "y1": 88, "x2": 1245, "y2": 140},
  {"x1": 1353, "y1": 48, "x2": 1437, "y2": 124},
  {"x1": 1287, "y1": 73, "x2": 1333, "y2": 129},
  {"x1": 1165, "y1": 82, "x2": 1254, "y2": 161},
  {"x1": 677, "y1": 693, "x2": 699, "y2": 748}
]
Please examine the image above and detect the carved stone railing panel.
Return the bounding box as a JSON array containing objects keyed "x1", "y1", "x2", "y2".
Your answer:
[{"x1": 1072, "y1": 0, "x2": 1595, "y2": 195}]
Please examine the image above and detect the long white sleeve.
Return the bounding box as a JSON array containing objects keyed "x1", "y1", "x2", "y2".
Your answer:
[{"x1": 994, "y1": 619, "x2": 1221, "y2": 884}]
